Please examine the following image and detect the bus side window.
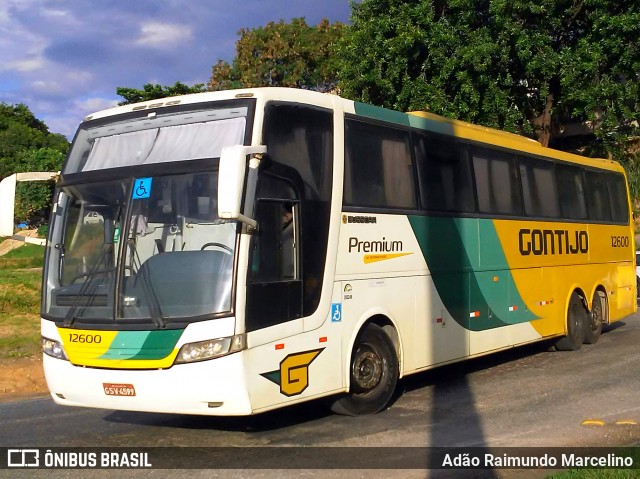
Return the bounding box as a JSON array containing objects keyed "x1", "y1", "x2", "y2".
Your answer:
[
  {"x1": 246, "y1": 175, "x2": 302, "y2": 331},
  {"x1": 472, "y1": 146, "x2": 522, "y2": 216},
  {"x1": 607, "y1": 173, "x2": 629, "y2": 224},
  {"x1": 344, "y1": 119, "x2": 417, "y2": 209},
  {"x1": 556, "y1": 163, "x2": 588, "y2": 220},
  {"x1": 585, "y1": 170, "x2": 613, "y2": 222},
  {"x1": 249, "y1": 200, "x2": 298, "y2": 282},
  {"x1": 518, "y1": 155, "x2": 560, "y2": 218},
  {"x1": 414, "y1": 133, "x2": 475, "y2": 213}
]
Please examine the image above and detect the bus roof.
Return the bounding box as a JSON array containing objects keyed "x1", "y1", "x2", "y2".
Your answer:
[
  {"x1": 80, "y1": 87, "x2": 623, "y2": 175},
  {"x1": 408, "y1": 110, "x2": 541, "y2": 148},
  {"x1": 351, "y1": 100, "x2": 622, "y2": 174}
]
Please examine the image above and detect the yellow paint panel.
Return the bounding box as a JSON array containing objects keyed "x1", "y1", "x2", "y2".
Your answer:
[
  {"x1": 491, "y1": 220, "x2": 635, "y2": 336},
  {"x1": 59, "y1": 329, "x2": 119, "y2": 359},
  {"x1": 65, "y1": 352, "x2": 180, "y2": 370},
  {"x1": 59, "y1": 328, "x2": 180, "y2": 369}
]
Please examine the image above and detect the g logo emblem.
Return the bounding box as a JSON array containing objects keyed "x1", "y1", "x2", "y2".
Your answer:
[{"x1": 261, "y1": 348, "x2": 324, "y2": 396}]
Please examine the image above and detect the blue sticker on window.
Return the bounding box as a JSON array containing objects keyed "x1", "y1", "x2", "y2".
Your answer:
[
  {"x1": 132, "y1": 177, "x2": 152, "y2": 199},
  {"x1": 331, "y1": 303, "x2": 342, "y2": 323}
]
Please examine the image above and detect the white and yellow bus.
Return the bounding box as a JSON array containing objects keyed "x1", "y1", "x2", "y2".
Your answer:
[{"x1": 1, "y1": 88, "x2": 635, "y2": 416}]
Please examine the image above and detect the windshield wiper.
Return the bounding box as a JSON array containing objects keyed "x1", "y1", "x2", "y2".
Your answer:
[{"x1": 128, "y1": 239, "x2": 166, "y2": 328}]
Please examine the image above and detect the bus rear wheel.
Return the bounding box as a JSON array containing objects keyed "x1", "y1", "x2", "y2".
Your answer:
[
  {"x1": 555, "y1": 292, "x2": 586, "y2": 351},
  {"x1": 584, "y1": 291, "x2": 605, "y2": 344},
  {"x1": 331, "y1": 324, "x2": 398, "y2": 416}
]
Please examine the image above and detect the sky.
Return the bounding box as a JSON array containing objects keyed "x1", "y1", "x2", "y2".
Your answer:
[{"x1": 0, "y1": 0, "x2": 352, "y2": 139}]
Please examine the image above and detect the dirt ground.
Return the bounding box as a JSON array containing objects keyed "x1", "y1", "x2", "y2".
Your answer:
[
  {"x1": 0, "y1": 356, "x2": 47, "y2": 400},
  {"x1": 0, "y1": 229, "x2": 41, "y2": 255}
]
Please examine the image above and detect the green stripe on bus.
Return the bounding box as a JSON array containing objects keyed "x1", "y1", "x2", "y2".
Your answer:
[
  {"x1": 408, "y1": 216, "x2": 538, "y2": 331},
  {"x1": 98, "y1": 331, "x2": 150, "y2": 360},
  {"x1": 353, "y1": 102, "x2": 459, "y2": 136},
  {"x1": 353, "y1": 102, "x2": 411, "y2": 126},
  {"x1": 98, "y1": 329, "x2": 183, "y2": 360},
  {"x1": 129, "y1": 329, "x2": 184, "y2": 360}
]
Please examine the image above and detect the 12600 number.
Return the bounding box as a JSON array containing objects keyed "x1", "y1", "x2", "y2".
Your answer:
[
  {"x1": 68, "y1": 333, "x2": 102, "y2": 344},
  {"x1": 611, "y1": 236, "x2": 630, "y2": 248}
]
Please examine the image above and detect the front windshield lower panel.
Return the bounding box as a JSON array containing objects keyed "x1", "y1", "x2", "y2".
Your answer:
[{"x1": 44, "y1": 171, "x2": 237, "y2": 326}]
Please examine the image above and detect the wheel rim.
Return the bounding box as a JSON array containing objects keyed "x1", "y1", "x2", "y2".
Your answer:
[{"x1": 352, "y1": 345, "x2": 383, "y2": 392}]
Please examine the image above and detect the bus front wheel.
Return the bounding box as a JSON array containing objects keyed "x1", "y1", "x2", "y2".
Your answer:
[
  {"x1": 555, "y1": 293, "x2": 586, "y2": 351},
  {"x1": 331, "y1": 324, "x2": 398, "y2": 416}
]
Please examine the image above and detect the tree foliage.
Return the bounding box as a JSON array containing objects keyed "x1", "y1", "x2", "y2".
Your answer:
[
  {"x1": 338, "y1": 0, "x2": 640, "y2": 154},
  {"x1": 14, "y1": 148, "x2": 66, "y2": 221},
  {"x1": 116, "y1": 82, "x2": 206, "y2": 105},
  {"x1": 0, "y1": 103, "x2": 68, "y2": 225},
  {"x1": 208, "y1": 18, "x2": 345, "y2": 92},
  {"x1": 0, "y1": 103, "x2": 68, "y2": 180}
]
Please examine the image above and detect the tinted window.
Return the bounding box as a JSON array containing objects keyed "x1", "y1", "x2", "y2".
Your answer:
[
  {"x1": 585, "y1": 170, "x2": 613, "y2": 221},
  {"x1": 472, "y1": 147, "x2": 522, "y2": 215},
  {"x1": 556, "y1": 163, "x2": 588, "y2": 220},
  {"x1": 344, "y1": 120, "x2": 417, "y2": 209},
  {"x1": 607, "y1": 173, "x2": 628, "y2": 223},
  {"x1": 263, "y1": 103, "x2": 333, "y2": 316},
  {"x1": 519, "y1": 156, "x2": 560, "y2": 218},
  {"x1": 414, "y1": 133, "x2": 475, "y2": 213}
]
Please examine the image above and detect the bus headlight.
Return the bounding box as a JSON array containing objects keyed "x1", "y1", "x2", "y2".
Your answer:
[
  {"x1": 42, "y1": 337, "x2": 68, "y2": 360},
  {"x1": 175, "y1": 334, "x2": 246, "y2": 364}
]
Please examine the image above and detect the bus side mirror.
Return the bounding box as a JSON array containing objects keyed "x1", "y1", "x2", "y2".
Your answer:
[{"x1": 218, "y1": 145, "x2": 266, "y2": 230}]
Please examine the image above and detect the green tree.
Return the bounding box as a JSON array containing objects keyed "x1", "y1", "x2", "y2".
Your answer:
[
  {"x1": 208, "y1": 18, "x2": 345, "y2": 92},
  {"x1": 116, "y1": 81, "x2": 206, "y2": 105},
  {"x1": 0, "y1": 103, "x2": 67, "y2": 227},
  {"x1": 338, "y1": 0, "x2": 640, "y2": 152},
  {"x1": 0, "y1": 103, "x2": 68, "y2": 180},
  {"x1": 14, "y1": 148, "x2": 65, "y2": 222}
]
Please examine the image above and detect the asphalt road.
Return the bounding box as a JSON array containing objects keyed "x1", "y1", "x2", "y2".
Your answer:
[{"x1": 2, "y1": 313, "x2": 640, "y2": 478}]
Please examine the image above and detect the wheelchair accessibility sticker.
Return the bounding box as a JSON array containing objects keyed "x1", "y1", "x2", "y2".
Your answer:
[
  {"x1": 132, "y1": 178, "x2": 152, "y2": 199},
  {"x1": 331, "y1": 303, "x2": 342, "y2": 323}
]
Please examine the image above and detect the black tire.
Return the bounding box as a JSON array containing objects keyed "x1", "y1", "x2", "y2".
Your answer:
[
  {"x1": 584, "y1": 292, "x2": 605, "y2": 344},
  {"x1": 555, "y1": 293, "x2": 586, "y2": 351},
  {"x1": 330, "y1": 324, "x2": 399, "y2": 416}
]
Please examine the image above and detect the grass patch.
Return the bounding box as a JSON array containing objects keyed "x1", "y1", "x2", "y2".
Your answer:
[
  {"x1": 549, "y1": 470, "x2": 640, "y2": 478},
  {"x1": 3, "y1": 243, "x2": 45, "y2": 260},
  {"x1": 548, "y1": 447, "x2": 640, "y2": 478},
  {"x1": 0, "y1": 245, "x2": 44, "y2": 359}
]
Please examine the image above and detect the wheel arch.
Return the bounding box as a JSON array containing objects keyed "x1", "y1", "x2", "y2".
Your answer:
[
  {"x1": 590, "y1": 285, "x2": 609, "y2": 324},
  {"x1": 344, "y1": 311, "x2": 404, "y2": 388},
  {"x1": 568, "y1": 283, "x2": 609, "y2": 325},
  {"x1": 564, "y1": 286, "x2": 588, "y2": 323}
]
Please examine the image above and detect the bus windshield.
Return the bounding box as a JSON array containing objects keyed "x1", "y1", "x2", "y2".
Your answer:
[
  {"x1": 44, "y1": 171, "x2": 237, "y2": 325},
  {"x1": 41, "y1": 102, "x2": 254, "y2": 327}
]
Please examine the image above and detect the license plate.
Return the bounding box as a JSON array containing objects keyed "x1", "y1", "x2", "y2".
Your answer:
[{"x1": 103, "y1": 383, "x2": 136, "y2": 396}]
